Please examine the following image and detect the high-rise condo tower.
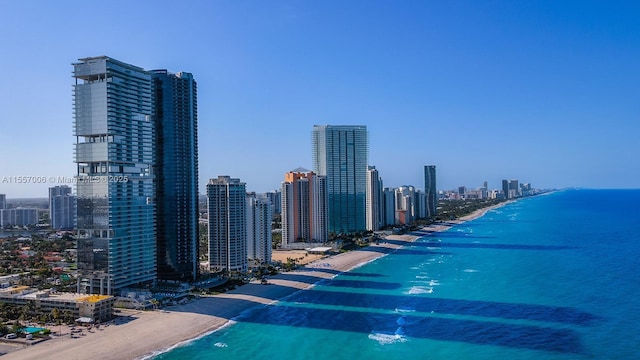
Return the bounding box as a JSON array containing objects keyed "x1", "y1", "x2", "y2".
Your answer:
[
  {"x1": 281, "y1": 169, "x2": 328, "y2": 247},
  {"x1": 207, "y1": 176, "x2": 247, "y2": 273},
  {"x1": 312, "y1": 125, "x2": 368, "y2": 234},
  {"x1": 73, "y1": 56, "x2": 156, "y2": 294},
  {"x1": 424, "y1": 165, "x2": 437, "y2": 218},
  {"x1": 152, "y1": 70, "x2": 199, "y2": 281}
]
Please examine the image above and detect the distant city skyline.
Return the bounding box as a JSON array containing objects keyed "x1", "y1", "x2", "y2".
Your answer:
[{"x1": 2, "y1": 1, "x2": 639, "y2": 197}]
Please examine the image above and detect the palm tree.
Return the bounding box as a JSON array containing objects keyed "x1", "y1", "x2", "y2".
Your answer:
[
  {"x1": 62, "y1": 310, "x2": 73, "y2": 324},
  {"x1": 51, "y1": 308, "x2": 60, "y2": 324},
  {"x1": 11, "y1": 321, "x2": 22, "y2": 335},
  {"x1": 18, "y1": 306, "x2": 28, "y2": 322}
]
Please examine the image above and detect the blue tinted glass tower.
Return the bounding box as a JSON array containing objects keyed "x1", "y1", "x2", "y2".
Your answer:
[
  {"x1": 152, "y1": 70, "x2": 199, "y2": 281},
  {"x1": 312, "y1": 125, "x2": 368, "y2": 234},
  {"x1": 73, "y1": 56, "x2": 156, "y2": 294},
  {"x1": 424, "y1": 165, "x2": 437, "y2": 218}
]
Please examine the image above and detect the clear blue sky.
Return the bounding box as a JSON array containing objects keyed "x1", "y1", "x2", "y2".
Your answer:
[{"x1": 1, "y1": 0, "x2": 638, "y2": 198}]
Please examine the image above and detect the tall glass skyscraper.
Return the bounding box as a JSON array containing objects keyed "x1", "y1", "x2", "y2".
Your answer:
[
  {"x1": 207, "y1": 176, "x2": 247, "y2": 273},
  {"x1": 152, "y1": 70, "x2": 199, "y2": 281},
  {"x1": 73, "y1": 56, "x2": 156, "y2": 294},
  {"x1": 366, "y1": 166, "x2": 383, "y2": 231},
  {"x1": 312, "y1": 125, "x2": 368, "y2": 234},
  {"x1": 424, "y1": 165, "x2": 437, "y2": 218}
]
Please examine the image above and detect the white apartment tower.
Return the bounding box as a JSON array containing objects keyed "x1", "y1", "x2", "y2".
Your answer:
[
  {"x1": 207, "y1": 176, "x2": 247, "y2": 273},
  {"x1": 49, "y1": 186, "x2": 76, "y2": 230},
  {"x1": 246, "y1": 192, "x2": 273, "y2": 264},
  {"x1": 382, "y1": 188, "x2": 396, "y2": 226}
]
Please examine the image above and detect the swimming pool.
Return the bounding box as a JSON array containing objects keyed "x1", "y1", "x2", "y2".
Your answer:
[{"x1": 22, "y1": 327, "x2": 46, "y2": 334}]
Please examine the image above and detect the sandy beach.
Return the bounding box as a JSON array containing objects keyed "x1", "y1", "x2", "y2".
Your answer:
[
  {"x1": 1, "y1": 235, "x2": 418, "y2": 360},
  {"x1": 457, "y1": 201, "x2": 512, "y2": 222},
  {"x1": 1, "y1": 201, "x2": 509, "y2": 360}
]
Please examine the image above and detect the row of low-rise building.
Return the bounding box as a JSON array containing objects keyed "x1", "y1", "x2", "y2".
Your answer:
[
  {"x1": 0, "y1": 286, "x2": 114, "y2": 323},
  {"x1": 0, "y1": 194, "x2": 39, "y2": 227},
  {"x1": 0, "y1": 208, "x2": 39, "y2": 228}
]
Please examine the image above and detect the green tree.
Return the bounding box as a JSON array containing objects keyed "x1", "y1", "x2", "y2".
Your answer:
[
  {"x1": 51, "y1": 308, "x2": 60, "y2": 324},
  {"x1": 62, "y1": 310, "x2": 73, "y2": 324},
  {"x1": 272, "y1": 232, "x2": 282, "y2": 249},
  {"x1": 11, "y1": 321, "x2": 22, "y2": 334}
]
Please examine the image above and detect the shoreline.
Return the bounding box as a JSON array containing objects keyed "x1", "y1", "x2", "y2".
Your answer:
[
  {"x1": 455, "y1": 199, "x2": 514, "y2": 222},
  {"x1": 2, "y1": 201, "x2": 510, "y2": 360}
]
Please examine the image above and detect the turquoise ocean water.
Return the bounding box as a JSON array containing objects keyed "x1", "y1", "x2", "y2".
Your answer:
[{"x1": 155, "y1": 189, "x2": 640, "y2": 359}]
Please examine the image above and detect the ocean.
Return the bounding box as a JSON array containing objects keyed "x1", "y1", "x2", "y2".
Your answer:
[{"x1": 154, "y1": 189, "x2": 640, "y2": 360}]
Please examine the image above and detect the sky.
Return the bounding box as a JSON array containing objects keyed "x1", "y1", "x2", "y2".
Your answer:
[{"x1": 0, "y1": 0, "x2": 638, "y2": 198}]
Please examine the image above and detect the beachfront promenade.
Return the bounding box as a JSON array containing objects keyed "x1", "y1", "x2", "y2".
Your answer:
[{"x1": 1, "y1": 204, "x2": 504, "y2": 360}]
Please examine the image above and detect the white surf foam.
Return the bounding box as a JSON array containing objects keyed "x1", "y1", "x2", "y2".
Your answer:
[
  {"x1": 368, "y1": 331, "x2": 408, "y2": 345},
  {"x1": 394, "y1": 306, "x2": 415, "y2": 313},
  {"x1": 139, "y1": 320, "x2": 237, "y2": 359},
  {"x1": 405, "y1": 286, "x2": 433, "y2": 295}
]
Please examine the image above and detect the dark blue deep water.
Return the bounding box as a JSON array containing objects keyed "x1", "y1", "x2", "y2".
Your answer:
[{"x1": 155, "y1": 189, "x2": 640, "y2": 359}]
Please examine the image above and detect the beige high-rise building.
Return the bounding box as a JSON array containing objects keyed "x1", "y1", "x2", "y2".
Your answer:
[{"x1": 281, "y1": 169, "x2": 328, "y2": 247}]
